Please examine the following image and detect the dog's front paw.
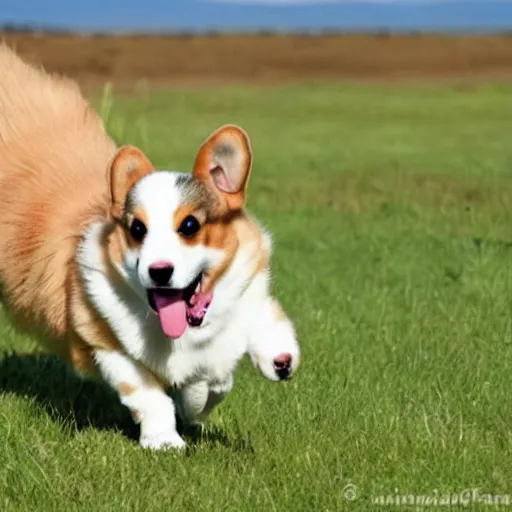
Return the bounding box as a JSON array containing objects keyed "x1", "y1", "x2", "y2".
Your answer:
[
  {"x1": 140, "y1": 432, "x2": 186, "y2": 451},
  {"x1": 249, "y1": 318, "x2": 300, "y2": 382}
]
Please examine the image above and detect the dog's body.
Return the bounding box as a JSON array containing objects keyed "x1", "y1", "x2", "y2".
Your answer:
[{"x1": 0, "y1": 46, "x2": 299, "y2": 449}]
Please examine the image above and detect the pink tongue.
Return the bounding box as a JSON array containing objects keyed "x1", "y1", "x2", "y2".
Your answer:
[{"x1": 153, "y1": 293, "x2": 188, "y2": 339}]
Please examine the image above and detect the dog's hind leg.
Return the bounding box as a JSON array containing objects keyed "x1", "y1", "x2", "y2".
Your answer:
[{"x1": 94, "y1": 349, "x2": 186, "y2": 450}]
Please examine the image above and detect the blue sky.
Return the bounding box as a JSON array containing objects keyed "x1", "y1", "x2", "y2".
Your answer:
[{"x1": 2, "y1": 0, "x2": 512, "y2": 32}]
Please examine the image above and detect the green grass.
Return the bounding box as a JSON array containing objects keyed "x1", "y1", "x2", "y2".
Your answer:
[{"x1": 1, "y1": 82, "x2": 512, "y2": 510}]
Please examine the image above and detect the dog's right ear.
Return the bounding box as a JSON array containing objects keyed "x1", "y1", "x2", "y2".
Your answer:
[{"x1": 109, "y1": 145, "x2": 154, "y2": 220}]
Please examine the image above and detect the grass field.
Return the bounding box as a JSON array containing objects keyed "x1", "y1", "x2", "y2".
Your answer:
[{"x1": 1, "y1": 82, "x2": 512, "y2": 510}]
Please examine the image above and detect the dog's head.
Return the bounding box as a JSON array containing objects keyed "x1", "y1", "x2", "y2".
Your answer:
[{"x1": 108, "y1": 125, "x2": 252, "y2": 339}]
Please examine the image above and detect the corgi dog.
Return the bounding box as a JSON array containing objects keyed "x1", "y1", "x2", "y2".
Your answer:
[{"x1": 0, "y1": 46, "x2": 300, "y2": 449}]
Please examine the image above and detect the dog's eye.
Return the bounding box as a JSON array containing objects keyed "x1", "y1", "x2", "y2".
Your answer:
[
  {"x1": 129, "y1": 218, "x2": 147, "y2": 242},
  {"x1": 178, "y1": 215, "x2": 200, "y2": 238}
]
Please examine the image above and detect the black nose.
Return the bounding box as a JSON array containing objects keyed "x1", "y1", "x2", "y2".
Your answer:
[
  {"x1": 148, "y1": 263, "x2": 174, "y2": 286},
  {"x1": 273, "y1": 353, "x2": 292, "y2": 380}
]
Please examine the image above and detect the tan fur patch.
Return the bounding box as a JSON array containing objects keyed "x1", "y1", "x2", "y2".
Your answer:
[
  {"x1": 201, "y1": 216, "x2": 239, "y2": 292},
  {"x1": 106, "y1": 223, "x2": 128, "y2": 269},
  {"x1": 130, "y1": 207, "x2": 149, "y2": 227},
  {"x1": 119, "y1": 382, "x2": 137, "y2": 396},
  {"x1": 123, "y1": 206, "x2": 149, "y2": 249},
  {"x1": 201, "y1": 212, "x2": 270, "y2": 292},
  {"x1": 245, "y1": 224, "x2": 269, "y2": 282},
  {"x1": 234, "y1": 214, "x2": 270, "y2": 281},
  {"x1": 130, "y1": 409, "x2": 143, "y2": 423},
  {"x1": 270, "y1": 298, "x2": 287, "y2": 321},
  {"x1": 69, "y1": 265, "x2": 122, "y2": 354},
  {"x1": 68, "y1": 333, "x2": 98, "y2": 376},
  {"x1": 172, "y1": 203, "x2": 207, "y2": 246},
  {"x1": 172, "y1": 201, "x2": 267, "y2": 293}
]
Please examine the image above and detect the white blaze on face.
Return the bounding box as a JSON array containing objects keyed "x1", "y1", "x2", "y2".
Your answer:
[{"x1": 134, "y1": 173, "x2": 200, "y2": 289}]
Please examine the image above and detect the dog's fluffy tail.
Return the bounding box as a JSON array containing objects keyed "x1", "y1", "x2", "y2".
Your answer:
[
  {"x1": 0, "y1": 45, "x2": 83, "y2": 143},
  {"x1": 0, "y1": 44, "x2": 112, "y2": 173},
  {"x1": 0, "y1": 44, "x2": 116, "y2": 339}
]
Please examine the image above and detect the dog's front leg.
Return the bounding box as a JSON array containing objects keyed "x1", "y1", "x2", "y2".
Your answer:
[
  {"x1": 94, "y1": 349, "x2": 185, "y2": 450},
  {"x1": 175, "y1": 376, "x2": 233, "y2": 426},
  {"x1": 247, "y1": 297, "x2": 300, "y2": 381}
]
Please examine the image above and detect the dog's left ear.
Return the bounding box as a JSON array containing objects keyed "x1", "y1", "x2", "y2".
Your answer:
[
  {"x1": 193, "y1": 125, "x2": 253, "y2": 216},
  {"x1": 110, "y1": 145, "x2": 154, "y2": 220}
]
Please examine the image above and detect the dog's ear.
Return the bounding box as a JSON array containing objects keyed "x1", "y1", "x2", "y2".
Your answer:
[
  {"x1": 110, "y1": 145, "x2": 154, "y2": 220},
  {"x1": 192, "y1": 125, "x2": 253, "y2": 216}
]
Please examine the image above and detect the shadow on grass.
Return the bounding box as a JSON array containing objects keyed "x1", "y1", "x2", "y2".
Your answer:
[
  {"x1": 0, "y1": 352, "x2": 251, "y2": 451},
  {"x1": 0, "y1": 352, "x2": 139, "y2": 440}
]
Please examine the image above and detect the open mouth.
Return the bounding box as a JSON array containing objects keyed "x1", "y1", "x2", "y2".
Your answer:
[{"x1": 147, "y1": 273, "x2": 213, "y2": 339}]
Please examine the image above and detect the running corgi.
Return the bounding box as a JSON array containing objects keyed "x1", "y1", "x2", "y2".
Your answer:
[{"x1": 0, "y1": 45, "x2": 300, "y2": 450}]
